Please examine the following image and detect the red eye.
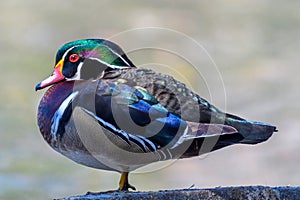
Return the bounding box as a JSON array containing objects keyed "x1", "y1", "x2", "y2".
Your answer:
[{"x1": 69, "y1": 54, "x2": 80, "y2": 63}]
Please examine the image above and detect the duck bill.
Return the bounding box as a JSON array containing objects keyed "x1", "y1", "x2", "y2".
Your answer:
[{"x1": 35, "y1": 60, "x2": 65, "y2": 91}]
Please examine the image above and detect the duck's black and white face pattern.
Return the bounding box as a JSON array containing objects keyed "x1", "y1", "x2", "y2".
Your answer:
[{"x1": 36, "y1": 39, "x2": 135, "y2": 90}]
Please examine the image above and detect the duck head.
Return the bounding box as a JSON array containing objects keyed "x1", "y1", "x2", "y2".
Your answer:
[{"x1": 36, "y1": 39, "x2": 135, "y2": 90}]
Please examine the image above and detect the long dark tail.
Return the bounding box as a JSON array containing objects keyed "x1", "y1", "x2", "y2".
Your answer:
[
  {"x1": 225, "y1": 113, "x2": 277, "y2": 144},
  {"x1": 179, "y1": 113, "x2": 277, "y2": 158}
]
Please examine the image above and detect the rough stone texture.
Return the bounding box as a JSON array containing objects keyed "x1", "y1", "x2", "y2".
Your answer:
[{"x1": 56, "y1": 186, "x2": 300, "y2": 200}]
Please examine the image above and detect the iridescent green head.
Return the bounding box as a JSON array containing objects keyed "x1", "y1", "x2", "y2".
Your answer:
[{"x1": 36, "y1": 39, "x2": 135, "y2": 90}]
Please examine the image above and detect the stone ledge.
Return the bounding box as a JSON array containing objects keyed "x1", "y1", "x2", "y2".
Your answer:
[{"x1": 56, "y1": 186, "x2": 300, "y2": 200}]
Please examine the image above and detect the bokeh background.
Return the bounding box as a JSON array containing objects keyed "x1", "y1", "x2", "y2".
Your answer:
[{"x1": 1, "y1": 1, "x2": 299, "y2": 199}]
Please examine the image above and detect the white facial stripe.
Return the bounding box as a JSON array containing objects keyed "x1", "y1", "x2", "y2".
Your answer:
[
  {"x1": 66, "y1": 61, "x2": 83, "y2": 81},
  {"x1": 51, "y1": 91, "x2": 79, "y2": 140},
  {"x1": 60, "y1": 43, "x2": 132, "y2": 81},
  {"x1": 88, "y1": 57, "x2": 131, "y2": 69},
  {"x1": 61, "y1": 43, "x2": 131, "y2": 67},
  {"x1": 101, "y1": 44, "x2": 132, "y2": 67},
  {"x1": 62, "y1": 45, "x2": 80, "y2": 61}
]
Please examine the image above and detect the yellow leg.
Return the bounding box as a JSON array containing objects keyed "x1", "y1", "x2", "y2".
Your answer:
[{"x1": 118, "y1": 172, "x2": 136, "y2": 191}]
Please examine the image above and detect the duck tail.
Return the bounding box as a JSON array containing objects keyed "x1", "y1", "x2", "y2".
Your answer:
[{"x1": 225, "y1": 113, "x2": 277, "y2": 144}]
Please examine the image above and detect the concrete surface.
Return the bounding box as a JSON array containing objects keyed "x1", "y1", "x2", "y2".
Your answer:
[{"x1": 56, "y1": 186, "x2": 300, "y2": 200}]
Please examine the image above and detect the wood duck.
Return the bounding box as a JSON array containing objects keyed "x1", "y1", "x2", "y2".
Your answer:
[{"x1": 36, "y1": 39, "x2": 277, "y2": 191}]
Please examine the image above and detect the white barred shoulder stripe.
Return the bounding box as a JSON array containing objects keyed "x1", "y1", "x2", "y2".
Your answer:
[{"x1": 51, "y1": 91, "x2": 79, "y2": 140}]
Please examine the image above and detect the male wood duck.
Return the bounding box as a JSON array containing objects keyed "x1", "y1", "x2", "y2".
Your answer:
[{"x1": 36, "y1": 39, "x2": 277, "y2": 191}]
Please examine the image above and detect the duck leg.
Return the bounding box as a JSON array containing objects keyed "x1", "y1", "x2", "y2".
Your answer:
[{"x1": 119, "y1": 172, "x2": 136, "y2": 191}]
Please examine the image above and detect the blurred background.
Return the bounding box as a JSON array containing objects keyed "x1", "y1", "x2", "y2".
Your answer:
[{"x1": 1, "y1": 1, "x2": 299, "y2": 199}]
